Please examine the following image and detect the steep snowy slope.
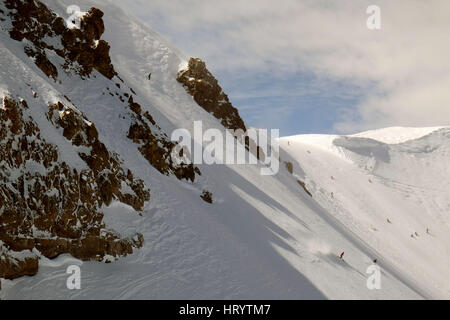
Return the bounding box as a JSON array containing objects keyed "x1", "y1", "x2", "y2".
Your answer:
[
  {"x1": 280, "y1": 127, "x2": 450, "y2": 298},
  {"x1": 0, "y1": 0, "x2": 442, "y2": 299}
]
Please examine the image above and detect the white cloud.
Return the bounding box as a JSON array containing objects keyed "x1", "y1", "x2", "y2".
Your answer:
[{"x1": 120, "y1": 0, "x2": 450, "y2": 133}]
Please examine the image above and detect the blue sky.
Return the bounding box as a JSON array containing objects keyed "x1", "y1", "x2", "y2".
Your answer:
[
  {"x1": 119, "y1": 0, "x2": 450, "y2": 137},
  {"x1": 217, "y1": 70, "x2": 364, "y2": 136}
]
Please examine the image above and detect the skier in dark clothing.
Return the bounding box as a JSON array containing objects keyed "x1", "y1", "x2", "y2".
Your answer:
[{"x1": 339, "y1": 251, "x2": 344, "y2": 260}]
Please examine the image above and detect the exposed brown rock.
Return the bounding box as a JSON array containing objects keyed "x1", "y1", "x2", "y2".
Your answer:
[
  {"x1": 24, "y1": 48, "x2": 58, "y2": 80},
  {"x1": 285, "y1": 161, "x2": 294, "y2": 174},
  {"x1": 297, "y1": 179, "x2": 312, "y2": 197},
  {"x1": 282, "y1": 160, "x2": 312, "y2": 197},
  {"x1": 177, "y1": 58, "x2": 246, "y2": 132},
  {"x1": 47, "y1": 101, "x2": 150, "y2": 210},
  {"x1": 2, "y1": 0, "x2": 116, "y2": 80},
  {"x1": 0, "y1": 1, "x2": 215, "y2": 283},
  {"x1": 177, "y1": 58, "x2": 265, "y2": 161},
  {"x1": 200, "y1": 190, "x2": 213, "y2": 204},
  {"x1": 0, "y1": 242, "x2": 38, "y2": 280},
  {"x1": 126, "y1": 96, "x2": 201, "y2": 182},
  {"x1": 1, "y1": 96, "x2": 149, "y2": 280}
]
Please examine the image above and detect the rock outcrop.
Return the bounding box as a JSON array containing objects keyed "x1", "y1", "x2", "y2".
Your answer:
[
  {"x1": 1, "y1": 0, "x2": 115, "y2": 80},
  {"x1": 47, "y1": 101, "x2": 151, "y2": 210},
  {"x1": 0, "y1": 241, "x2": 38, "y2": 281},
  {"x1": 177, "y1": 58, "x2": 247, "y2": 132},
  {"x1": 284, "y1": 162, "x2": 312, "y2": 197},
  {"x1": 200, "y1": 190, "x2": 213, "y2": 204},
  {"x1": 178, "y1": 58, "x2": 265, "y2": 161},
  {"x1": 126, "y1": 95, "x2": 201, "y2": 182},
  {"x1": 0, "y1": 96, "x2": 149, "y2": 278},
  {"x1": 0, "y1": 0, "x2": 204, "y2": 282}
]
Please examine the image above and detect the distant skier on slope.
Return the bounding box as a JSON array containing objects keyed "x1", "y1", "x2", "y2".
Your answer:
[
  {"x1": 148, "y1": 73, "x2": 152, "y2": 80},
  {"x1": 339, "y1": 251, "x2": 344, "y2": 260}
]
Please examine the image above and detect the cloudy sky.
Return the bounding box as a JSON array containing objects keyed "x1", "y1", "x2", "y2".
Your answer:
[{"x1": 118, "y1": 0, "x2": 450, "y2": 136}]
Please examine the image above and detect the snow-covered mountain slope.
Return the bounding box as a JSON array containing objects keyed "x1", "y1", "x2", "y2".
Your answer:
[
  {"x1": 351, "y1": 127, "x2": 446, "y2": 144},
  {"x1": 280, "y1": 127, "x2": 450, "y2": 298},
  {"x1": 0, "y1": 0, "x2": 447, "y2": 299},
  {"x1": 0, "y1": 0, "x2": 200, "y2": 282}
]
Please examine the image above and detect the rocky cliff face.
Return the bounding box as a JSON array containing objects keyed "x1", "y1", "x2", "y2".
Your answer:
[
  {"x1": 0, "y1": 0, "x2": 250, "y2": 284},
  {"x1": 0, "y1": 0, "x2": 200, "y2": 281},
  {"x1": 126, "y1": 95, "x2": 200, "y2": 182},
  {"x1": 0, "y1": 96, "x2": 148, "y2": 279},
  {"x1": 3, "y1": 0, "x2": 115, "y2": 79},
  {"x1": 178, "y1": 58, "x2": 265, "y2": 161},
  {"x1": 0, "y1": 0, "x2": 200, "y2": 182},
  {"x1": 177, "y1": 58, "x2": 247, "y2": 132}
]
